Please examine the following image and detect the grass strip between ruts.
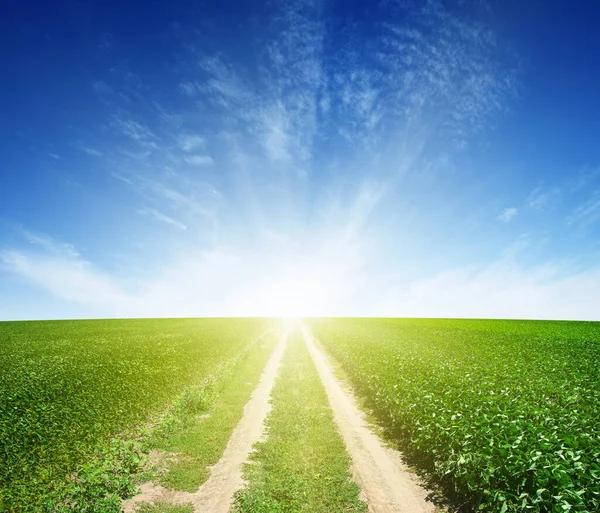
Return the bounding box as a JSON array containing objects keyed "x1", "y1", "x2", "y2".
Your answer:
[{"x1": 232, "y1": 328, "x2": 367, "y2": 513}]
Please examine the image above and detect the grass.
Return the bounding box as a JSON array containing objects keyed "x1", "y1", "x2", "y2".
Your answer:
[
  {"x1": 233, "y1": 328, "x2": 367, "y2": 513},
  {"x1": 8, "y1": 316, "x2": 596, "y2": 512},
  {"x1": 146, "y1": 329, "x2": 278, "y2": 492},
  {"x1": 135, "y1": 502, "x2": 193, "y2": 513},
  {"x1": 0, "y1": 318, "x2": 273, "y2": 512},
  {"x1": 309, "y1": 318, "x2": 600, "y2": 512}
]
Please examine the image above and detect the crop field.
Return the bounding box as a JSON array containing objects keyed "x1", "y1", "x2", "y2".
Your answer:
[
  {"x1": 2, "y1": 317, "x2": 599, "y2": 513},
  {"x1": 309, "y1": 318, "x2": 600, "y2": 512},
  {"x1": 0, "y1": 318, "x2": 274, "y2": 511}
]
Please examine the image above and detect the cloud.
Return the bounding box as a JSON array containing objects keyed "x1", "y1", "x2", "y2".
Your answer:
[
  {"x1": 0, "y1": 239, "x2": 353, "y2": 319},
  {"x1": 200, "y1": 55, "x2": 253, "y2": 107},
  {"x1": 378, "y1": 0, "x2": 518, "y2": 149},
  {"x1": 498, "y1": 207, "x2": 518, "y2": 223},
  {"x1": 569, "y1": 191, "x2": 600, "y2": 227},
  {"x1": 79, "y1": 146, "x2": 103, "y2": 157},
  {"x1": 170, "y1": 0, "x2": 516, "y2": 181},
  {"x1": 19, "y1": 229, "x2": 80, "y2": 258},
  {"x1": 375, "y1": 261, "x2": 600, "y2": 321},
  {"x1": 527, "y1": 186, "x2": 561, "y2": 211},
  {"x1": 183, "y1": 2, "x2": 324, "y2": 171},
  {"x1": 569, "y1": 166, "x2": 600, "y2": 192},
  {"x1": 119, "y1": 174, "x2": 218, "y2": 223},
  {"x1": 179, "y1": 134, "x2": 205, "y2": 152},
  {"x1": 259, "y1": 102, "x2": 292, "y2": 162},
  {"x1": 113, "y1": 173, "x2": 221, "y2": 227},
  {"x1": 178, "y1": 81, "x2": 198, "y2": 97},
  {"x1": 343, "y1": 181, "x2": 387, "y2": 240},
  {"x1": 1, "y1": 176, "x2": 380, "y2": 319},
  {"x1": 0, "y1": 250, "x2": 134, "y2": 313},
  {"x1": 92, "y1": 80, "x2": 112, "y2": 95},
  {"x1": 1, "y1": 1, "x2": 529, "y2": 321},
  {"x1": 98, "y1": 32, "x2": 116, "y2": 51},
  {"x1": 6, "y1": 230, "x2": 600, "y2": 321},
  {"x1": 184, "y1": 155, "x2": 214, "y2": 166},
  {"x1": 137, "y1": 208, "x2": 187, "y2": 230},
  {"x1": 111, "y1": 115, "x2": 157, "y2": 142}
]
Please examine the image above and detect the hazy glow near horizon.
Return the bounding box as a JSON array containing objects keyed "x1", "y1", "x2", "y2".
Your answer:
[
  {"x1": 258, "y1": 277, "x2": 332, "y2": 318},
  {"x1": 1, "y1": 1, "x2": 600, "y2": 320}
]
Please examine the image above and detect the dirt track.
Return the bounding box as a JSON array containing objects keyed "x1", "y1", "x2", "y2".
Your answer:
[
  {"x1": 125, "y1": 324, "x2": 435, "y2": 513},
  {"x1": 301, "y1": 323, "x2": 435, "y2": 513},
  {"x1": 122, "y1": 329, "x2": 289, "y2": 513}
]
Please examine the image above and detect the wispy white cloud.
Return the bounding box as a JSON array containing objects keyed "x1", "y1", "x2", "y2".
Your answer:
[
  {"x1": 200, "y1": 55, "x2": 254, "y2": 108},
  {"x1": 343, "y1": 181, "x2": 387, "y2": 241},
  {"x1": 527, "y1": 186, "x2": 561, "y2": 211},
  {"x1": 137, "y1": 208, "x2": 187, "y2": 230},
  {"x1": 0, "y1": 228, "x2": 361, "y2": 318},
  {"x1": 498, "y1": 207, "x2": 518, "y2": 223},
  {"x1": 110, "y1": 172, "x2": 134, "y2": 185},
  {"x1": 179, "y1": 134, "x2": 205, "y2": 152},
  {"x1": 502, "y1": 233, "x2": 532, "y2": 259},
  {"x1": 375, "y1": 261, "x2": 600, "y2": 321},
  {"x1": 260, "y1": 1, "x2": 324, "y2": 165},
  {"x1": 111, "y1": 115, "x2": 157, "y2": 142},
  {"x1": 6, "y1": 224, "x2": 600, "y2": 321},
  {"x1": 569, "y1": 166, "x2": 600, "y2": 192},
  {"x1": 184, "y1": 154, "x2": 214, "y2": 166},
  {"x1": 178, "y1": 81, "x2": 197, "y2": 97},
  {"x1": 80, "y1": 146, "x2": 103, "y2": 157},
  {"x1": 379, "y1": 0, "x2": 518, "y2": 150},
  {"x1": 569, "y1": 191, "x2": 600, "y2": 227},
  {"x1": 97, "y1": 32, "x2": 116, "y2": 51},
  {"x1": 167, "y1": 0, "x2": 516, "y2": 186},
  {"x1": 92, "y1": 80, "x2": 112, "y2": 95},
  {"x1": 259, "y1": 102, "x2": 292, "y2": 162},
  {"x1": 1, "y1": 173, "x2": 382, "y2": 318},
  {"x1": 0, "y1": 250, "x2": 134, "y2": 312},
  {"x1": 184, "y1": 2, "x2": 324, "y2": 172},
  {"x1": 18, "y1": 229, "x2": 80, "y2": 258},
  {"x1": 2, "y1": 1, "x2": 533, "y2": 321},
  {"x1": 120, "y1": 174, "x2": 218, "y2": 223}
]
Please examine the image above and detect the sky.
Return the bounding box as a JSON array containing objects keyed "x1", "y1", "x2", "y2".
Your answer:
[{"x1": 1, "y1": 0, "x2": 600, "y2": 321}]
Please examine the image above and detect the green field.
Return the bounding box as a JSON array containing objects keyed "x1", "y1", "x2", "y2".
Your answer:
[
  {"x1": 2, "y1": 318, "x2": 599, "y2": 513},
  {"x1": 0, "y1": 318, "x2": 274, "y2": 511},
  {"x1": 309, "y1": 318, "x2": 600, "y2": 512}
]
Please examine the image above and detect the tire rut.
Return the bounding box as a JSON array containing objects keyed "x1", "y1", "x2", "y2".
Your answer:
[
  {"x1": 301, "y1": 323, "x2": 436, "y2": 513},
  {"x1": 122, "y1": 329, "x2": 289, "y2": 513}
]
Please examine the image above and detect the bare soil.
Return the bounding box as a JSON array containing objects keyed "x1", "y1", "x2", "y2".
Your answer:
[
  {"x1": 125, "y1": 324, "x2": 436, "y2": 513},
  {"x1": 301, "y1": 323, "x2": 436, "y2": 513},
  {"x1": 122, "y1": 330, "x2": 289, "y2": 513}
]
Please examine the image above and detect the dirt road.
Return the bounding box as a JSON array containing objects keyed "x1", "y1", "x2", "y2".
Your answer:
[
  {"x1": 123, "y1": 329, "x2": 289, "y2": 513},
  {"x1": 301, "y1": 323, "x2": 435, "y2": 513},
  {"x1": 125, "y1": 324, "x2": 435, "y2": 513}
]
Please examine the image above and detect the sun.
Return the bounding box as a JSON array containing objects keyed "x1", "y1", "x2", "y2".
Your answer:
[{"x1": 255, "y1": 275, "x2": 332, "y2": 318}]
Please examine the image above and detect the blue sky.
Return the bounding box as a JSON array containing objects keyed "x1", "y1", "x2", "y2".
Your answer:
[{"x1": 1, "y1": 0, "x2": 600, "y2": 320}]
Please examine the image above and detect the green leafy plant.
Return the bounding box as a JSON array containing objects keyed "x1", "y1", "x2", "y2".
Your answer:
[
  {"x1": 0, "y1": 318, "x2": 272, "y2": 512},
  {"x1": 310, "y1": 318, "x2": 600, "y2": 512}
]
